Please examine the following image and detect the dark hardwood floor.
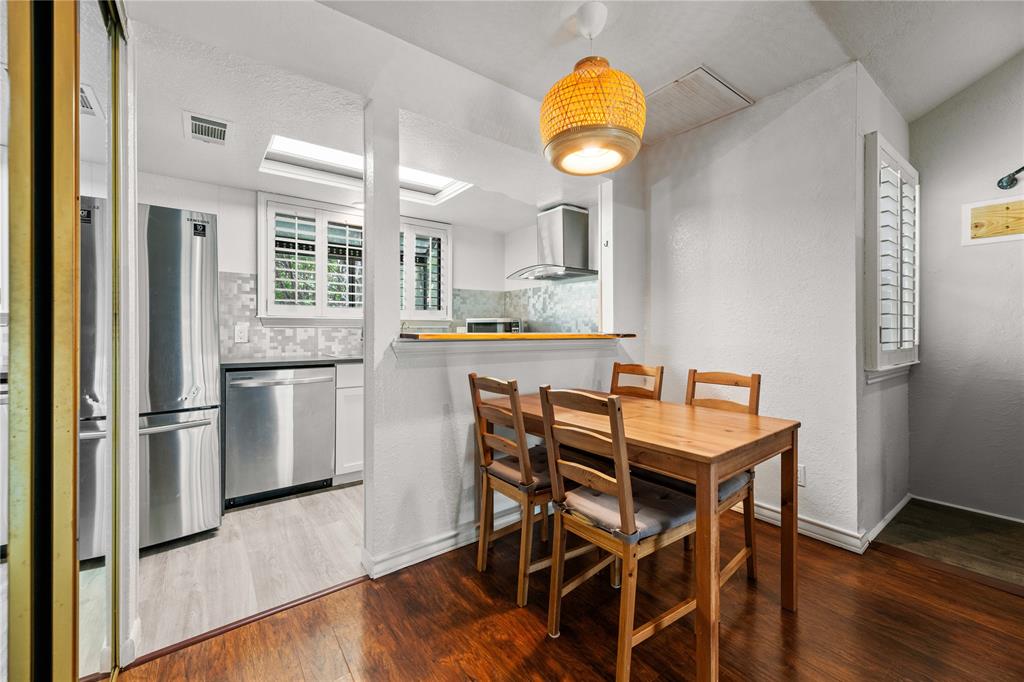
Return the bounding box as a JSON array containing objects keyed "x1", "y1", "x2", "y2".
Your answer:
[
  {"x1": 121, "y1": 511, "x2": 1024, "y2": 681},
  {"x1": 875, "y1": 499, "x2": 1024, "y2": 592}
]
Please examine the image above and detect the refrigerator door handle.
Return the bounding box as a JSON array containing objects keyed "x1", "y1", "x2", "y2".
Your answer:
[
  {"x1": 228, "y1": 376, "x2": 334, "y2": 388},
  {"x1": 79, "y1": 430, "x2": 108, "y2": 441},
  {"x1": 139, "y1": 418, "x2": 214, "y2": 436}
]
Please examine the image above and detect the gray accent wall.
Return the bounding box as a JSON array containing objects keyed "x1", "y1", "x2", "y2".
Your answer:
[
  {"x1": 451, "y1": 279, "x2": 599, "y2": 333},
  {"x1": 908, "y1": 51, "x2": 1024, "y2": 521}
]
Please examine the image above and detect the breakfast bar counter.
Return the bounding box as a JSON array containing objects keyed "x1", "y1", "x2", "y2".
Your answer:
[{"x1": 398, "y1": 333, "x2": 636, "y2": 341}]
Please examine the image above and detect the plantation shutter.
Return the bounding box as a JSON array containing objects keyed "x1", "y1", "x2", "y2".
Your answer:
[{"x1": 866, "y1": 132, "x2": 920, "y2": 371}]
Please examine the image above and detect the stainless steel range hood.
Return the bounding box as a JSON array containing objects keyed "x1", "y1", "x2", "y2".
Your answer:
[{"x1": 507, "y1": 204, "x2": 597, "y2": 281}]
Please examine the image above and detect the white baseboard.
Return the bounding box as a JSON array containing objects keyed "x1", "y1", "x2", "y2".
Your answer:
[
  {"x1": 864, "y1": 493, "x2": 912, "y2": 544},
  {"x1": 910, "y1": 494, "x2": 1024, "y2": 524},
  {"x1": 753, "y1": 501, "x2": 866, "y2": 554},
  {"x1": 363, "y1": 506, "x2": 521, "y2": 578}
]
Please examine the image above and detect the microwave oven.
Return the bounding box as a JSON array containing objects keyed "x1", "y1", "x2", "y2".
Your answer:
[{"x1": 466, "y1": 318, "x2": 522, "y2": 334}]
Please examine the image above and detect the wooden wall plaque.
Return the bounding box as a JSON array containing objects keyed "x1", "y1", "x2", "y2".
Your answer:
[{"x1": 962, "y1": 195, "x2": 1024, "y2": 245}]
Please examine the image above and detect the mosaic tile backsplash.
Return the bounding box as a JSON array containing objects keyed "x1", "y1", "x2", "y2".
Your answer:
[
  {"x1": 219, "y1": 272, "x2": 598, "y2": 356},
  {"x1": 452, "y1": 279, "x2": 599, "y2": 333},
  {"x1": 219, "y1": 272, "x2": 363, "y2": 360}
]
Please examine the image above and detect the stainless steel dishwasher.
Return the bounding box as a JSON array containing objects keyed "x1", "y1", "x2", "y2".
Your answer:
[{"x1": 224, "y1": 366, "x2": 336, "y2": 506}]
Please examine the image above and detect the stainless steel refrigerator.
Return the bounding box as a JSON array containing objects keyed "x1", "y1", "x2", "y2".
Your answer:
[
  {"x1": 138, "y1": 203, "x2": 222, "y2": 548},
  {"x1": 79, "y1": 196, "x2": 111, "y2": 561}
]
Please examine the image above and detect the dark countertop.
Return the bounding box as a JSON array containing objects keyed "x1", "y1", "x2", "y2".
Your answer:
[{"x1": 221, "y1": 356, "x2": 362, "y2": 370}]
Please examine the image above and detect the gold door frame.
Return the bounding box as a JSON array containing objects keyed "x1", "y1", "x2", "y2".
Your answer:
[
  {"x1": 8, "y1": 1, "x2": 81, "y2": 678},
  {"x1": 8, "y1": 1, "x2": 129, "y2": 678}
]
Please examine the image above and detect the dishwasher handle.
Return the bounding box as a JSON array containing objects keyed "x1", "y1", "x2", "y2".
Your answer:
[
  {"x1": 140, "y1": 418, "x2": 213, "y2": 436},
  {"x1": 228, "y1": 376, "x2": 334, "y2": 389}
]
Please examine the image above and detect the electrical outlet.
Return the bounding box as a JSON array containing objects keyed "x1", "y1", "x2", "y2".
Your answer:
[
  {"x1": 797, "y1": 465, "x2": 807, "y2": 487},
  {"x1": 233, "y1": 323, "x2": 249, "y2": 343}
]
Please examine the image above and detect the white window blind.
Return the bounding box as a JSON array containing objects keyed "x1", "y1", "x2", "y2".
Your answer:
[
  {"x1": 400, "y1": 221, "x2": 451, "y2": 321},
  {"x1": 273, "y1": 209, "x2": 317, "y2": 308},
  {"x1": 258, "y1": 193, "x2": 363, "y2": 321},
  {"x1": 865, "y1": 132, "x2": 919, "y2": 371},
  {"x1": 326, "y1": 216, "x2": 363, "y2": 309}
]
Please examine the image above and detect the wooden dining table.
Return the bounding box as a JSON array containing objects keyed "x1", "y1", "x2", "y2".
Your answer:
[{"x1": 484, "y1": 390, "x2": 801, "y2": 682}]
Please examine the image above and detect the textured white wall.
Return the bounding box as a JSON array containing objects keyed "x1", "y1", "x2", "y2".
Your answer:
[
  {"x1": 908, "y1": 51, "x2": 1024, "y2": 521},
  {"x1": 451, "y1": 226, "x2": 505, "y2": 291},
  {"x1": 503, "y1": 222, "x2": 544, "y2": 292},
  {"x1": 644, "y1": 64, "x2": 862, "y2": 537},
  {"x1": 853, "y1": 65, "x2": 912, "y2": 536}
]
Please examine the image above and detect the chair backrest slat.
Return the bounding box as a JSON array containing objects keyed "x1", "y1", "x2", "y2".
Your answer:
[
  {"x1": 551, "y1": 424, "x2": 614, "y2": 459},
  {"x1": 468, "y1": 373, "x2": 534, "y2": 485},
  {"x1": 556, "y1": 459, "x2": 619, "y2": 497},
  {"x1": 540, "y1": 387, "x2": 636, "y2": 536},
  {"x1": 477, "y1": 404, "x2": 515, "y2": 429},
  {"x1": 610, "y1": 362, "x2": 665, "y2": 401},
  {"x1": 482, "y1": 432, "x2": 521, "y2": 458},
  {"x1": 684, "y1": 368, "x2": 762, "y2": 415}
]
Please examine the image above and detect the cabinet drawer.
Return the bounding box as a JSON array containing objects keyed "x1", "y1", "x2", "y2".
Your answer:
[{"x1": 336, "y1": 362, "x2": 364, "y2": 388}]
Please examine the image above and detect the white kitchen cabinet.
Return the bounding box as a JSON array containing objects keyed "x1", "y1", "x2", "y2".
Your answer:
[{"x1": 334, "y1": 362, "x2": 364, "y2": 480}]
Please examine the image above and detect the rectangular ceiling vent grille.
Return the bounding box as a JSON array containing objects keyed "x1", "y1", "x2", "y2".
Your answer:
[
  {"x1": 79, "y1": 84, "x2": 104, "y2": 119},
  {"x1": 79, "y1": 87, "x2": 96, "y2": 116},
  {"x1": 189, "y1": 114, "x2": 228, "y2": 145},
  {"x1": 644, "y1": 66, "x2": 753, "y2": 145}
]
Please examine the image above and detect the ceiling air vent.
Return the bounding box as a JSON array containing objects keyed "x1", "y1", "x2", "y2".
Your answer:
[
  {"x1": 184, "y1": 112, "x2": 228, "y2": 145},
  {"x1": 644, "y1": 66, "x2": 753, "y2": 145},
  {"x1": 79, "y1": 84, "x2": 102, "y2": 119}
]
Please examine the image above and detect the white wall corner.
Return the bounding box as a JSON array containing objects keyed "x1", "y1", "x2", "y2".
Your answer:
[
  {"x1": 863, "y1": 493, "x2": 912, "y2": 545},
  {"x1": 362, "y1": 95, "x2": 402, "y2": 568}
]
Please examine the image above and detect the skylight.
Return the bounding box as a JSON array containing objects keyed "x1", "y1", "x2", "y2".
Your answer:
[{"x1": 259, "y1": 134, "x2": 472, "y2": 206}]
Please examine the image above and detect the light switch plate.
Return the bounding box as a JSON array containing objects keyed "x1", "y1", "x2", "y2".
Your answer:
[
  {"x1": 233, "y1": 323, "x2": 249, "y2": 343},
  {"x1": 797, "y1": 465, "x2": 806, "y2": 487}
]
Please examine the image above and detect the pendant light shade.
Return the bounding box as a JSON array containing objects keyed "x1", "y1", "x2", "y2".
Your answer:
[{"x1": 540, "y1": 56, "x2": 646, "y2": 176}]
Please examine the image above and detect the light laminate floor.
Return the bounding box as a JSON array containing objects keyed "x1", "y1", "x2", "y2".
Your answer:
[{"x1": 138, "y1": 483, "x2": 364, "y2": 656}]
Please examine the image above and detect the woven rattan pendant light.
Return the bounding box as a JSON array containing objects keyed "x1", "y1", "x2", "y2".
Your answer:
[{"x1": 540, "y1": 3, "x2": 645, "y2": 176}]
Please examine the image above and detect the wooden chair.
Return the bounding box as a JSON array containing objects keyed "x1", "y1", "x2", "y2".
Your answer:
[
  {"x1": 541, "y1": 386, "x2": 699, "y2": 681},
  {"x1": 672, "y1": 370, "x2": 762, "y2": 581},
  {"x1": 610, "y1": 362, "x2": 665, "y2": 400},
  {"x1": 469, "y1": 373, "x2": 556, "y2": 607}
]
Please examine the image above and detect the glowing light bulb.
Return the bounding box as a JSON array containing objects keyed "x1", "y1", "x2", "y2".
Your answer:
[{"x1": 559, "y1": 146, "x2": 623, "y2": 175}]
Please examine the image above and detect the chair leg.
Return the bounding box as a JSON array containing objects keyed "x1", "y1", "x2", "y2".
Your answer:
[
  {"x1": 615, "y1": 544, "x2": 639, "y2": 682},
  {"x1": 743, "y1": 487, "x2": 758, "y2": 583},
  {"x1": 683, "y1": 535, "x2": 692, "y2": 551},
  {"x1": 539, "y1": 502, "x2": 549, "y2": 543},
  {"x1": 476, "y1": 475, "x2": 493, "y2": 572},
  {"x1": 548, "y1": 510, "x2": 567, "y2": 637},
  {"x1": 610, "y1": 556, "x2": 621, "y2": 588},
  {"x1": 516, "y1": 496, "x2": 535, "y2": 607}
]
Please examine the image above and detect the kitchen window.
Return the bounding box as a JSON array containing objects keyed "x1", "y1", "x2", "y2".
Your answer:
[
  {"x1": 258, "y1": 194, "x2": 451, "y2": 323},
  {"x1": 258, "y1": 192, "x2": 364, "y2": 322},
  {"x1": 400, "y1": 220, "x2": 451, "y2": 321},
  {"x1": 864, "y1": 132, "x2": 920, "y2": 374}
]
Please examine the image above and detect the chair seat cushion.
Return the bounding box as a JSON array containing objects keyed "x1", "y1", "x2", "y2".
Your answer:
[
  {"x1": 634, "y1": 470, "x2": 751, "y2": 502},
  {"x1": 562, "y1": 478, "x2": 696, "y2": 543},
  {"x1": 486, "y1": 445, "x2": 551, "y2": 489}
]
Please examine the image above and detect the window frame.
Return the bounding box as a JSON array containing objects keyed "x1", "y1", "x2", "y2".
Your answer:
[
  {"x1": 257, "y1": 191, "x2": 364, "y2": 323},
  {"x1": 864, "y1": 132, "x2": 920, "y2": 373},
  {"x1": 399, "y1": 218, "x2": 452, "y2": 321}
]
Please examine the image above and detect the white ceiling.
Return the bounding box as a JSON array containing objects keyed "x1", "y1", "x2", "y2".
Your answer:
[
  {"x1": 811, "y1": 1, "x2": 1024, "y2": 121},
  {"x1": 134, "y1": 21, "x2": 597, "y2": 232},
  {"x1": 326, "y1": 0, "x2": 1024, "y2": 122}
]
